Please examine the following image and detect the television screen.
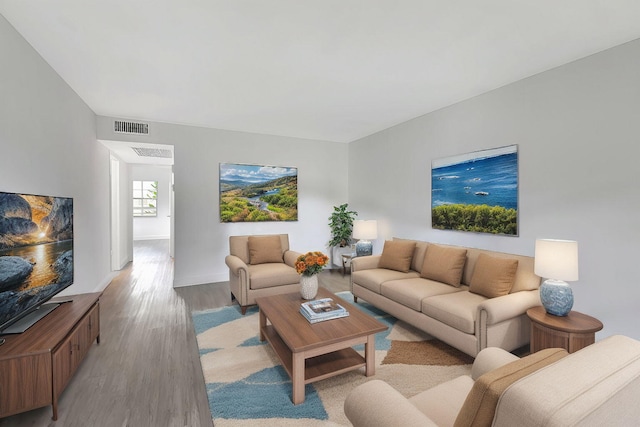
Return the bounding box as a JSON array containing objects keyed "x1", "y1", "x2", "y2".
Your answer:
[{"x1": 0, "y1": 191, "x2": 74, "y2": 333}]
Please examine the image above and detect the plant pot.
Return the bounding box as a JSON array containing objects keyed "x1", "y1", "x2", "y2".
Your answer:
[{"x1": 300, "y1": 274, "x2": 319, "y2": 300}]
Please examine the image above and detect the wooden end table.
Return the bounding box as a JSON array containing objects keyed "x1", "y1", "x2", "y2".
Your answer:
[
  {"x1": 255, "y1": 288, "x2": 387, "y2": 405},
  {"x1": 526, "y1": 306, "x2": 603, "y2": 354}
]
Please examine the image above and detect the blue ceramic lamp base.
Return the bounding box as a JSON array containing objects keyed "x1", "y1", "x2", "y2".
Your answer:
[
  {"x1": 540, "y1": 279, "x2": 573, "y2": 316},
  {"x1": 355, "y1": 240, "x2": 373, "y2": 257}
]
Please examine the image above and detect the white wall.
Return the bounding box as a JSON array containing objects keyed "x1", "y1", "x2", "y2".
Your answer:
[
  {"x1": 96, "y1": 119, "x2": 349, "y2": 286},
  {"x1": 0, "y1": 15, "x2": 114, "y2": 295},
  {"x1": 349, "y1": 39, "x2": 640, "y2": 340},
  {"x1": 131, "y1": 164, "x2": 172, "y2": 240}
]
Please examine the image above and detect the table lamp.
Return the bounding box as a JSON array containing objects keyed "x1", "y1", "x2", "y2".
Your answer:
[
  {"x1": 534, "y1": 238, "x2": 579, "y2": 316},
  {"x1": 353, "y1": 220, "x2": 377, "y2": 256}
]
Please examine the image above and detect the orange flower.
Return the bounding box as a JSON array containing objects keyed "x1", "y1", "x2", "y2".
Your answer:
[{"x1": 295, "y1": 251, "x2": 329, "y2": 276}]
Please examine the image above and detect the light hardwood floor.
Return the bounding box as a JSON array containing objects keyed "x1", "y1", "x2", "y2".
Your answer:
[{"x1": 0, "y1": 240, "x2": 350, "y2": 427}]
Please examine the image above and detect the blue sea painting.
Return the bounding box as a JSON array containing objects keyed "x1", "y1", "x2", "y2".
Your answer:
[{"x1": 431, "y1": 145, "x2": 518, "y2": 235}]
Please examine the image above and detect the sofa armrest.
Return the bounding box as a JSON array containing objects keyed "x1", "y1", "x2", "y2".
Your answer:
[
  {"x1": 283, "y1": 250, "x2": 302, "y2": 268},
  {"x1": 477, "y1": 290, "x2": 541, "y2": 325},
  {"x1": 225, "y1": 254, "x2": 249, "y2": 276},
  {"x1": 351, "y1": 255, "x2": 381, "y2": 272},
  {"x1": 471, "y1": 347, "x2": 520, "y2": 380},
  {"x1": 345, "y1": 380, "x2": 437, "y2": 427}
]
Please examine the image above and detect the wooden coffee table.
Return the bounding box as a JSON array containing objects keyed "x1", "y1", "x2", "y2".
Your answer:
[{"x1": 255, "y1": 287, "x2": 387, "y2": 404}]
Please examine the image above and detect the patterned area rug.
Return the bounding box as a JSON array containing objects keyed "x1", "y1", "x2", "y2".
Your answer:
[{"x1": 191, "y1": 292, "x2": 473, "y2": 426}]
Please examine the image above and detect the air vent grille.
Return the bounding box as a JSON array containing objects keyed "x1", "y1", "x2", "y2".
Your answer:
[
  {"x1": 114, "y1": 120, "x2": 149, "y2": 135},
  {"x1": 131, "y1": 147, "x2": 173, "y2": 158}
]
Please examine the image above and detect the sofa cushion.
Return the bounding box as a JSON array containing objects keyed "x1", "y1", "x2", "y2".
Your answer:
[
  {"x1": 421, "y1": 244, "x2": 467, "y2": 287},
  {"x1": 378, "y1": 240, "x2": 416, "y2": 273},
  {"x1": 462, "y1": 248, "x2": 539, "y2": 293},
  {"x1": 469, "y1": 254, "x2": 518, "y2": 298},
  {"x1": 381, "y1": 278, "x2": 463, "y2": 311},
  {"x1": 454, "y1": 348, "x2": 568, "y2": 427},
  {"x1": 248, "y1": 263, "x2": 300, "y2": 289},
  {"x1": 352, "y1": 269, "x2": 420, "y2": 294},
  {"x1": 421, "y1": 291, "x2": 486, "y2": 334},
  {"x1": 248, "y1": 235, "x2": 283, "y2": 265},
  {"x1": 393, "y1": 238, "x2": 429, "y2": 273}
]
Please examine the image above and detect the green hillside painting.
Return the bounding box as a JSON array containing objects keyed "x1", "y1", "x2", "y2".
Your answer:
[{"x1": 219, "y1": 163, "x2": 298, "y2": 222}]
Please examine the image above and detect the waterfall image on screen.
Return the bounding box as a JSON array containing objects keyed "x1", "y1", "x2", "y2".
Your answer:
[{"x1": 0, "y1": 191, "x2": 74, "y2": 332}]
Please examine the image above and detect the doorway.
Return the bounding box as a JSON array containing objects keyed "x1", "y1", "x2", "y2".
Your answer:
[{"x1": 103, "y1": 140, "x2": 175, "y2": 271}]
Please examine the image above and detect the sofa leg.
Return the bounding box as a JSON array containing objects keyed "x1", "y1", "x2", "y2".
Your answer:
[
  {"x1": 354, "y1": 296, "x2": 358, "y2": 303},
  {"x1": 241, "y1": 305, "x2": 248, "y2": 315}
]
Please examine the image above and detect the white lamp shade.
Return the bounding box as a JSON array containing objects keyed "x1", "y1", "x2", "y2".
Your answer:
[
  {"x1": 534, "y1": 239, "x2": 579, "y2": 281},
  {"x1": 353, "y1": 220, "x2": 378, "y2": 240}
]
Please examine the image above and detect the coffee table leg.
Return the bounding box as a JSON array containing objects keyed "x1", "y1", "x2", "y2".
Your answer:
[
  {"x1": 365, "y1": 334, "x2": 376, "y2": 376},
  {"x1": 259, "y1": 309, "x2": 266, "y2": 341},
  {"x1": 292, "y1": 352, "x2": 305, "y2": 404}
]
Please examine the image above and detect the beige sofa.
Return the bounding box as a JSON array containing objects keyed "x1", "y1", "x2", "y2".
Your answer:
[
  {"x1": 225, "y1": 234, "x2": 302, "y2": 314},
  {"x1": 351, "y1": 239, "x2": 541, "y2": 356},
  {"x1": 345, "y1": 335, "x2": 640, "y2": 427}
]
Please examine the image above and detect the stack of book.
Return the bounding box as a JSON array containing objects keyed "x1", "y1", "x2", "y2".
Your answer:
[{"x1": 300, "y1": 298, "x2": 349, "y2": 323}]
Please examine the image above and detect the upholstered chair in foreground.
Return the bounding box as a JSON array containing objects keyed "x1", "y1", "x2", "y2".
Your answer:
[{"x1": 225, "y1": 234, "x2": 302, "y2": 314}]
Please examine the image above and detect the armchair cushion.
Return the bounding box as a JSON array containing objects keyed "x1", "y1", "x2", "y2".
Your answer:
[
  {"x1": 378, "y1": 240, "x2": 416, "y2": 273},
  {"x1": 454, "y1": 348, "x2": 568, "y2": 427},
  {"x1": 248, "y1": 263, "x2": 300, "y2": 289},
  {"x1": 421, "y1": 244, "x2": 467, "y2": 287},
  {"x1": 248, "y1": 235, "x2": 283, "y2": 265},
  {"x1": 469, "y1": 254, "x2": 519, "y2": 298}
]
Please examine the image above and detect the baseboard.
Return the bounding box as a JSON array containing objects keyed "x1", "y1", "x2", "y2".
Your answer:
[
  {"x1": 133, "y1": 235, "x2": 170, "y2": 241},
  {"x1": 173, "y1": 272, "x2": 228, "y2": 288}
]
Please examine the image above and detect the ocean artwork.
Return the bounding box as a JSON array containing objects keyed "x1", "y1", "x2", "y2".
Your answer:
[
  {"x1": 431, "y1": 145, "x2": 518, "y2": 235},
  {"x1": 219, "y1": 163, "x2": 298, "y2": 222}
]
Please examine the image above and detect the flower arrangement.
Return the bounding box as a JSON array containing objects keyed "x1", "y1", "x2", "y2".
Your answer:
[{"x1": 295, "y1": 251, "x2": 329, "y2": 276}]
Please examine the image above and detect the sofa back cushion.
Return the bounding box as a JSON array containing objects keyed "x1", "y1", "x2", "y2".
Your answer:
[
  {"x1": 378, "y1": 240, "x2": 416, "y2": 273},
  {"x1": 454, "y1": 348, "x2": 568, "y2": 427},
  {"x1": 229, "y1": 234, "x2": 289, "y2": 264},
  {"x1": 468, "y1": 254, "x2": 519, "y2": 298},
  {"x1": 421, "y1": 244, "x2": 467, "y2": 287},
  {"x1": 390, "y1": 238, "x2": 540, "y2": 293}
]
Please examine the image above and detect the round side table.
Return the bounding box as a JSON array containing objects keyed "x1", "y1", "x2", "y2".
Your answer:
[{"x1": 526, "y1": 306, "x2": 603, "y2": 354}]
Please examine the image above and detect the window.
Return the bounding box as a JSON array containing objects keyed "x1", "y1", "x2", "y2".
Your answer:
[{"x1": 133, "y1": 180, "x2": 158, "y2": 217}]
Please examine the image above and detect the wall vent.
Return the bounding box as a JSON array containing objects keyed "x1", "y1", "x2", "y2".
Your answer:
[
  {"x1": 131, "y1": 147, "x2": 173, "y2": 158},
  {"x1": 114, "y1": 120, "x2": 149, "y2": 135}
]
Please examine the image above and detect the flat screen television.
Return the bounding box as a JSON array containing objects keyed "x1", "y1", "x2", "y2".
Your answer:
[{"x1": 0, "y1": 191, "x2": 74, "y2": 335}]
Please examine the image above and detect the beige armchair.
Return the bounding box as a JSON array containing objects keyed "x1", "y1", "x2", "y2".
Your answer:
[{"x1": 225, "y1": 234, "x2": 302, "y2": 314}]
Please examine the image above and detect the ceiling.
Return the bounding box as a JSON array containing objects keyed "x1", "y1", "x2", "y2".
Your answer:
[{"x1": 2, "y1": 1, "x2": 640, "y2": 144}]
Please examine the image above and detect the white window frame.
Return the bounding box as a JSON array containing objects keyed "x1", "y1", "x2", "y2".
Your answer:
[{"x1": 133, "y1": 180, "x2": 158, "y2": 217}]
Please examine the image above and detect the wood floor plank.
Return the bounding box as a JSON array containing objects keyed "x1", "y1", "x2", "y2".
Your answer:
[{"x1": 0, "y1": 240, "x2": 350, "y2": 427}]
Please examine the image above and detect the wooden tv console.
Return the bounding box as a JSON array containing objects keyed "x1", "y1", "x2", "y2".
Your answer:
[{"x1": 0, "y1": 292, "x2": 101, "y2": 420}]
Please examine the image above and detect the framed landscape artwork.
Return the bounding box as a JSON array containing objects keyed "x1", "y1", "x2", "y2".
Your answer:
[
  {"x1": 431, "y1": 145, "x2": 518, "y2": 236},
  {"x1": 219, "y1": 163, "x2": 298, "y2": 222}
]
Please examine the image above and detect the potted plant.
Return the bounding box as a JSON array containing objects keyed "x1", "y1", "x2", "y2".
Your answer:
[{"x1": 328, "y1": 204, "x2": 358, "y2": 268}]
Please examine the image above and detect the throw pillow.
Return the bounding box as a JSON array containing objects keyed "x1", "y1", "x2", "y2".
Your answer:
[
  {"x1": 378, "y1": 240, "x2": 416, "y2": 273},
  {"x1": 247, "y1": 235, "x2": 284, "y2": 265},
  {"x1": 454, "y1": 348, "x2": 568, "y2": 427},
  {"x1": 469, "y1": 254, "x2": 519, "y2": 298},
  {"x1": 420, "y1": 244, "x2": 467, "y2": 287}
]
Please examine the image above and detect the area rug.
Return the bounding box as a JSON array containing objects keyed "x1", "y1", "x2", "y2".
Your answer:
[{"x1": 191, "y1": 292, "x2": 473, "y2": 426}]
